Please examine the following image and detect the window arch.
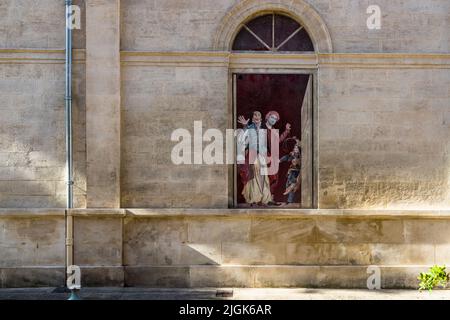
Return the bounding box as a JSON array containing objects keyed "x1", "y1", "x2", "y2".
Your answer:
[{"x1": 232, "y1": 13, "x2": 314, "y2": 52}]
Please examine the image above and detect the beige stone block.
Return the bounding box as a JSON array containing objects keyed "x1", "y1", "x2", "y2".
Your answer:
[
  {"x1": 250, "y1": 218, "x2": 316, "y2": 243},
  {"x1": 0, "y1": 217, "x2": 65, "y2": 267},
  {"x1": 350, "y1": 69, "x2": 388, "y2": 82},
  {"x1": 125, "y1": 240, "x2": 221, "y2": 266},
  {"x1": 253, "y1": 265, "x2": 423, "y2": 289},
  {"x1": 318, "y1": 81, "x2": 348, "y2": 98},
  {"x1": 319, "y1": 124, "x2": 352, "y2": 140},
  {"x1": 285, "y1": 243, "x2": 372, "y2": 265},
  {"x1": 74, "y1": 217, "x2": 122, "y2": 266},
  {"x1": 253, "y1": 266, "x2": 325, "y2": 288},
  {"x1": 124, "y1": 217, "x2": 222, "y2": 266},
  {"x1": 313, "y1": 218, "x2": 405, "y2": 243},
  {"x1": 188, "y1": 217, "x2": 251, "y2": 243},
  {"x1": 85, "y1": 0, "x2": 121, "y2": 208},
  {"x1": 0, "y1": 267, "x2": 65, "y2": 288},
  {"x1": 380, "y1": 266, "x2": 426, "y2": 289},
  {"x1": 114, "y1": 264, "x2": 436, "y2": 289},
  {"x1": 0, "y1": 195, "x2": 65, "y2": 208},
  {"x1": 0, "y1": 152, "x2": 30, "y2": 168},
  {"x1": 190, "y1": 266, "x2": 254, "y2": 288},
  {"x1": 0, "y1": 181, "x2": 56, "y2": 196},
  {"x1": 222, "y1": 243, "x2": 286, "y2": 265},
  {"x1": 125, "y1": 266, "x2": 190, "y2": 287},
  {"x1": 86, "y1": 186, "x2": 120, "y2": 209},
  {"x1": 369, "y1": 244, "x2": 434, "y2": 265},
  {"x1": 0, "y1": 1, "x2": 65, "y2": 49},
  {"x1": 79, "y1": 266, "x2": 124, "y2": 287},
  {"x1": 435, "y1": 244, "x2": 450, "y2": 265},
  {"x1": 404, "y1": 219, "x2": 450, "y2": 244},
  {"x1": 182, "y1": 243, "x2": 222, "y2": 265},
  {"x1": 124, "y1": 217, "x2": 187, "y2": 243},
  {"x1": 336, "y1": 110, "x2": 374, "y2": 124}
]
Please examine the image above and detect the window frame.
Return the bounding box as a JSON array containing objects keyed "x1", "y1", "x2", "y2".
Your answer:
[
  {"x1": 231, "y1": 12, "x2": 315, "y2": 53},
  {"x1": 227, "y1": 66, "x2": 318, "y2": 209}
]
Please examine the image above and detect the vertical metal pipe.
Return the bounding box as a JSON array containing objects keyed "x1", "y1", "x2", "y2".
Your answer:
[
  {"x1": 65, "y1": 0, "x2": 73, "y2": 209},
  {"x1": 65, "y1": 0, "x2": 74, "y2": 273}
]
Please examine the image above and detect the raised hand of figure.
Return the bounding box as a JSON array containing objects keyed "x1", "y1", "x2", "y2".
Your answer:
[
  {"x1": 238, "y1": 116, "x2": 249, "y2": 126},
  {"x1": 286, "y1": 123, "x2": 291, "y2": 131}
]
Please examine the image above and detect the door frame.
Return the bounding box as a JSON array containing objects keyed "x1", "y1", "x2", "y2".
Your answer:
[{"x1": 228, "y1": 65, "x2": 318, "y2": 209}]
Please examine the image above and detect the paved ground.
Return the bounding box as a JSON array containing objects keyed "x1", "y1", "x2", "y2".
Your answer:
[{"x1": 0, "y1": 287, "x2": 449, "y2": 300}]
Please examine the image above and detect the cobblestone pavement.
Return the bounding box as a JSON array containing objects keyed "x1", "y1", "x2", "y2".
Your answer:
[{"x1": 0, "y1": 288, "x2": 449, "y2": 300}]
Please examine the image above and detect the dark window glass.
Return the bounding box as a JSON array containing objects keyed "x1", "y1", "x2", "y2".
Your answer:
[
  {"x1": 232, "y1": 14, "x2": 314, "y2": 52},
  {"x1": 274, "y1": 14, "x2": 300, "y2": 48},
  {"x1": 278, "y1": 28, "x2": 314, "y2": 51},
  {"x1": 245, "y1": 14, "x2": 273, "y2": 49},
  {"x1": 233, "y1": 27, "x2": 268, "y2": 51}
]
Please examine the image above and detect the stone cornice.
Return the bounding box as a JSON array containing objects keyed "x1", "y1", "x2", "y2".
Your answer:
[
  {"x1": 0, "y1": 49, "x2": 86, "y2": 64},
  {"x1": 1, "y1": 49, "x2": 449, "y2": 69},
  {"x1": 229, "y1": 52, "x2": 318, "y2": 69},
  {"x1": 0, "y1": 208, "x2": 65, "y2": 218},
  {"x1": 120, "y1": 50, "x2": 229, "y2": 67},
  {"x1": 121, "y1": 51, "x2": 450, "y2": 69},
  {"x1": 2, "y1": 208, "x2": 450, "y2": 219},
  {"x1": 318, "y1": 53, "x2": 450, "y2": 69},
  {"x1": 125, "y1": 208, "x2": 450, "y2": 219}
]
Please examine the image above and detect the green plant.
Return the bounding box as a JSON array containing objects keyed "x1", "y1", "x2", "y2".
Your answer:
[{"x1": 418, "y1": 265, "x2": 449, "y2": 292}]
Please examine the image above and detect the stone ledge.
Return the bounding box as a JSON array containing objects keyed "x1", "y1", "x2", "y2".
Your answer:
[
  {"x1": 0, "y1": 48, "x2": 86, "y2": 64},
  {"x1": 1, "y1": 49, "x2": 449, "y2": 68},
  {"x1": 125, "y1": 208, "x2": 450, "y2": 219},
  {"x1": 68, "y1": 209, "x2": 126, "y2": 217},
  {"x1": 0, "y1": 209, "x2": 65, "y2": 218},
  {"x1": 121, "y1": 51, "x2": 450, "y2": 68},
  {"x1": 1, "y1": 208, "x2": 450, "y2": 219},
  {"x1": 319, "y1": 53, "x2": 450, "y2": 68}
]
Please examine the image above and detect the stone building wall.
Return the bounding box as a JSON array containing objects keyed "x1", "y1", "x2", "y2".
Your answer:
[
  {"x1": 0, "y1": 0, "x2": 449, "y2": 289},
  {"x1": 121, "y1": 64, "x2": 229, "y2": 207},
  {"x1": 319, "y1": 66, "x2": 450, "y2": 208},
  {"x1": 0, "y1": 0, "x2": 449, "y2": 209},
  {"x1": 0, "y1": 0, "x2": 86, "y2": 208},
  {"x1": 2, "y1": 208, "x2": 450, "y2": 288},
  {"x1": 0, "y1": 57, "x2": 86, "y2": 208},
  {"x1": 0, "y1": 0, "x2": 86, "y2": 49},
  {"x1": 119, "y1": 0, "x2": 450, "y2": 209},
  {"x1": 121, "y1": 0, "x2": 450, "y2": 53}
]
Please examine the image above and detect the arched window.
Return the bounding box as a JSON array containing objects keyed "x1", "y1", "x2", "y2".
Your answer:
[{"x1": 232, "y1": 13, "x2": 314, "y2": 52}]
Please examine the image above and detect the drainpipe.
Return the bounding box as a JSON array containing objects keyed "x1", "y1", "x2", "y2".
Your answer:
[{"x1": 65, "y1": 0, "x2": 74, "y2": 276}]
